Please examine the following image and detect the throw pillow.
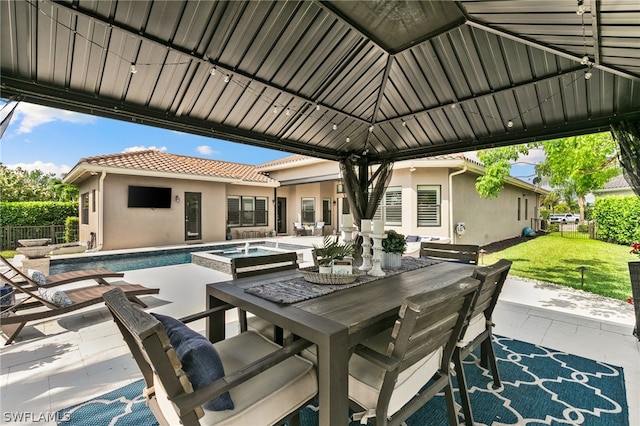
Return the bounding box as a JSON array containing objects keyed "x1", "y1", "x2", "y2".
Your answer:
[
  {"x1": 151, "y1": 313, "x2": 234, "y2": 411},
  {"x1": 38, "y1": 287, "x2": 73, "y2": 307},
  {"x1": 28, "y1": 269, "x2": 47, "y2": 286}
]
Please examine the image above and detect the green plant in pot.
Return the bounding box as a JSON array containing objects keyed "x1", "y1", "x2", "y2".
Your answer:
[
  {"x1": 315, "y1": 235, "x2": 355, "y2": 273},
  {"x1": 382, "y1": 229, "x2": 407, "y2": 269}
]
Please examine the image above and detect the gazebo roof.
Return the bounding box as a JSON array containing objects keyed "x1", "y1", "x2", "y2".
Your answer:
[{"x1": 1, "y1": 0, "x2": 639, "y2": 163}]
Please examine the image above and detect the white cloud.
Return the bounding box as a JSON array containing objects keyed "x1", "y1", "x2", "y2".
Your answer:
[
  {"x1": 123, "y1": 146, "x2": 167, "y2": 153},
  {"x1": 197, "y1": 145, "x2": 217, "y2": 156},
  {"x1": 14, "y1": 103, "x2": 96, "y2": 134},
  {"x1": 6, "y1": 160, "x2": 71, "y2": 177},
  {"x1": 515, "y1": 148, "x2": 545, "y2": 165}
]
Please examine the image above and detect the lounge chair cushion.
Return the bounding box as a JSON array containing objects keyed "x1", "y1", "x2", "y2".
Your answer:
[
  {"x1": 38, "y1": 287, "x2": 73, "y2": 307},
  {"x1": 406, "y1": 235, "x2": 421, "y2": 243},
  {"x1": 27, "y1": 269, "x2": 47, "y2": 286},
  {"x1": 152, "y1": 313, "x2": 234, "y2": 411}
]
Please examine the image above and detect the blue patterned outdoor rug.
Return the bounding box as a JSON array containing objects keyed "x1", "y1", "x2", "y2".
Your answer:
[{"x1": 57, "y1": 336, "x2": 628, "y2": 425}]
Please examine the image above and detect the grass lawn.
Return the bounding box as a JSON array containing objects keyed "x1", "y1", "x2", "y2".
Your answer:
[{"x1": 483, "y1": 233, "x2": 633, "y2": 301}]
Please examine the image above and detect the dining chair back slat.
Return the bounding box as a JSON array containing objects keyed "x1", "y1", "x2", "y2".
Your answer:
[
  {"x1": 419, "y1": 243, "x2": 480, "y2": 264},
  {"x1": 231, "y1": 252, "x2": 298, "y2": 280}
]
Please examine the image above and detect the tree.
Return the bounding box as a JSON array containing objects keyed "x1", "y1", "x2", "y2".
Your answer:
[
  {"x1": 475, "y1": 133, "x2": 619, "y2": 221},
  {"x1": 0, "y1": 164, "x2": 78, "y2": 202},
  {"x1": 537, "y1": 133, "x2": 619, "y2": 220}
]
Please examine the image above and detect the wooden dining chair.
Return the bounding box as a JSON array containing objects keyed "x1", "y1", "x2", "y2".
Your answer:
[
  {"x1": 347, "y1": 276, "x2": 481, "y2": 426},
  {"x1": 231, "y1": 252, "x2": 298, "y2": 344},
  {"x1": 103, "y1": 287, "x2": 317, "y2": 426},
  {"x1": 453, "y1": 258, "x2": 513, "y2": 425}
]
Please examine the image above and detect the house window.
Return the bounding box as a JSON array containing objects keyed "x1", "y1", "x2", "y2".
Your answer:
[
  {"x1": 525, "y1": 198, "x2": 529, "y2": 220},
  {"x1": 301, "y1": 197, "x2": 315, "y2": 224},
  {"x1": 227, "y1": 196, "x2": 268, "y2": 227},
  {"x1": 322, "y1": 198, "x2": 332, "y2": 225},
  {"x1": 417, "y1": 185, "x2": 441, "y2": 227},
  {"x1": 81, "y1": 193, "x2": 89, "y2": 225},
  {"x1": 374, "y1": 186, "x2": 402, "y2": 226},
  {"x1": 91, "y1": 189, "x2": 96, "y2": 212},
  {"x1": 517, "y1": 197, "x2": 522, "y2": 221}
]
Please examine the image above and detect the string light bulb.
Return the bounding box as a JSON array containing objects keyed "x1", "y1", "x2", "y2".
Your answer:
[
  {"x1": 507, "y1": 120, "x2": 514, "y2": 128},
  {"x1": 273, "y1": 107, "x2": 278, "y2": 114},
  {"x1": 576, "y1": 0, "x2": 586, "y2": 15},
  {"x1": 315, "y1": 104, "x2": 320, "y2": 111},
  {"x1": 368, "y1": 125, "x2": 374, "y2": 132},
  {"x1": 580, "y1": 56, "x2": 590, "y2": 65},
  {"x1": 584, "y1": 70, "x2": 593, "y2": 80},
  {"x1": 224, "y1": 75, "x2": 230, "y2": 83},
  {"x1": 332, "y1": 124, "x2": 337, "y2": 130},
  {"x1": 209, "y1": 68, "x2": 216, "y2": 76},
  {"x1": 129, "y1": 64, "x2": 137, "y2": 74},
  {"x1": 402, "y1": 121, "x2": 407, "y2": 127},
  {"x1": 346, "y1": 137, "x2": 350, "y2": 143},
  {"x1": 285, "y1": 108, "x2": 291, "y2": 116}
]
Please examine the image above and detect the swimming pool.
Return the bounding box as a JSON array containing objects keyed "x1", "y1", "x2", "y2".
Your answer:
[{"x1": 48, "y1": 241, "x2": 309, "y2": 274}]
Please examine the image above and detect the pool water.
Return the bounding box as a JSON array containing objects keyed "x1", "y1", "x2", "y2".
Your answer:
[{"x1": 49, "y1": 242, "x2": 307, "y2": 274}]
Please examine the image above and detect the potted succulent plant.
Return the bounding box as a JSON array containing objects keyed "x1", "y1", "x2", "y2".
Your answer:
[
  {"x1": 315, "y1": 235, "x2": 355, "y2": 273},
  {"x1": 381, "y1": 229, "x2": 407, "y2": 269}
]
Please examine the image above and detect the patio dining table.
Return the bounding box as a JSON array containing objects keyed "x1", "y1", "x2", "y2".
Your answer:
[{"x1": 205, "y1": 260, "x2": 477, "y2": 426}]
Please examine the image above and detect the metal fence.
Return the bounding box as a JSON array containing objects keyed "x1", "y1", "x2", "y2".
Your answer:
[
  {"x1": 557, "y1": 222, "x2": 598, "y2": 240},
  {"x1": 0, "y1": 225, "x2": 77, "y2": 250}
]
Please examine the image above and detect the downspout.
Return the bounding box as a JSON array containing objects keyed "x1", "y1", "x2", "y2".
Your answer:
[
  {"x1": 273, "y1": 187, "x2": 277, "y2": 236},
  {"x1": 448, "y1": 166, "x2": 467, "y2": 243},
  {"x1": 96, "y1": 171, "x2": 106, "y2": 251}
]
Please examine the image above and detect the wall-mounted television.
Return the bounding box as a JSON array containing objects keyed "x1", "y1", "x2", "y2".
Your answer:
[{"x1": 127, "y1": 185, "x2": 172, "y2": 208}]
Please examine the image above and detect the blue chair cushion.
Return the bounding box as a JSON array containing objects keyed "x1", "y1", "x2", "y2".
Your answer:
[
  {"x1": 406, "y1": 235, "x2": 421, "y2": 243},
  {"x1": 151, "y1": 313, "x2": 234, "y2": 411}
]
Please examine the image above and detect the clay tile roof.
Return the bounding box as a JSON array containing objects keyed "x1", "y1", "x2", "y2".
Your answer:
[
  {"x1": 603, "y1": 174, "x2": 631, "y2": 190},
  {"x1": 78, "y1": 150, "x2": 277, "y2": 184},
  {"x1": 257, "y1": 154, "x2": 319, "y2": 168},
  {"x1": 257, "y1": 152, "x2": 482, "y2": 169}
]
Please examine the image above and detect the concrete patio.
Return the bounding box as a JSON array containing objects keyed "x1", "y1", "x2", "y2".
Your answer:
[{"x1": 1, "y1": 238, "x2": 638, "y2": 425}]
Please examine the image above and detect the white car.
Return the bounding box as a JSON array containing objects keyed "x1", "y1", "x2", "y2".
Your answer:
[{"x1": 548, "y1": 213, "x2": 580, "y2": 224}]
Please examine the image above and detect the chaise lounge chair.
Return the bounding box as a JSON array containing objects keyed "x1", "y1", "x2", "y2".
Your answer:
[
  {"x1": 0, "y1": 255, "x2": 124, "y2": 290},
  {"x1": 0, "y1": 268, "x2": 159, "y2": 345}
]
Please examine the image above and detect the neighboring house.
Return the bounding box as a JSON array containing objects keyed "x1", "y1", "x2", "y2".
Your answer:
[
  {"x1": 593, "y1": 174, "x2": 635, "y2": 198},
  {"x1": 64, "y1": 150, "x2": 547, "y2": 250}
]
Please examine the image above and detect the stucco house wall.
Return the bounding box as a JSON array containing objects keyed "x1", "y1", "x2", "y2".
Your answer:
[
  {"x1": 450, "y1": 173, "x2": 539, "y2": 246},
  {"x1": 69, "y1": 151, "x2": 546, "y2": 251},
  {"x1": 78, "y1": 174, "x2": 274, "y2": 250}
]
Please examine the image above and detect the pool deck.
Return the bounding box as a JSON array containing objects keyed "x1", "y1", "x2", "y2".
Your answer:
[{"x1": 1, "y1": 235, "x2": 638, "y2": 425}]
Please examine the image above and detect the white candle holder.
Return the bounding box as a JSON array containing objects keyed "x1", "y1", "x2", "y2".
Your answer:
[
  {"x1": 340, "y1": 226, "x2": 354, "y2": 246},
  {"x1": 359, "y1": 232, "x2": 372, "y2": 271},
  {"x1": 368, "y1": 233, "x2": 386, "y2": 277}
]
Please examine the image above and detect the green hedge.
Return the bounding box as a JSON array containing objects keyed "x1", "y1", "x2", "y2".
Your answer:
[
  {"x1": 0, "y1": 202, "x2": 77, "y2": 226},
  {"x1": 592, "y1": 196, "x2": 640, "y2": 245}
]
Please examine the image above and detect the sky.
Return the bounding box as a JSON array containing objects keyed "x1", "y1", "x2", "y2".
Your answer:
[{"x1": 0, "y1": 100, "x2": 542, "y2": 181}]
